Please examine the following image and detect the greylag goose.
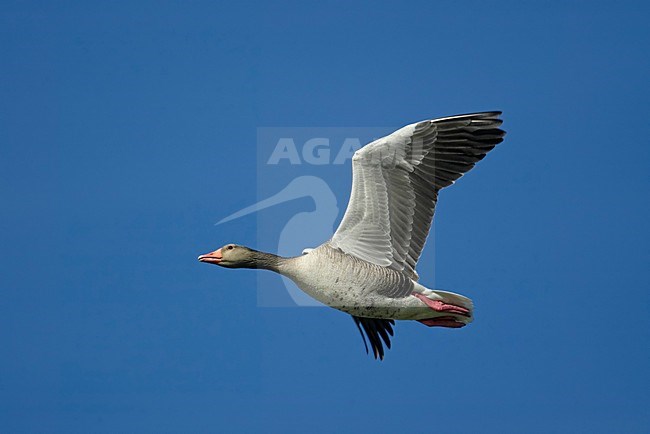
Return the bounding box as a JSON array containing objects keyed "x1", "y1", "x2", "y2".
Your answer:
[{"x1": 199, "y1": 112, "x2": 506, "y2": 359}]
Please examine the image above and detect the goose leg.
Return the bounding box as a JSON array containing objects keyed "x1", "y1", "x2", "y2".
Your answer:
[
  {"x1": 411, "y1": 293, "x2": 471, "y2": 317},
  {"x1": 417, "y1": 317, "x2": 466, "y2": 328}
]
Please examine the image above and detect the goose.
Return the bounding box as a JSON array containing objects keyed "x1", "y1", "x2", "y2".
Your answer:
[{"x1": 199, "y1": 112, "x2": 506, "y2": 359}]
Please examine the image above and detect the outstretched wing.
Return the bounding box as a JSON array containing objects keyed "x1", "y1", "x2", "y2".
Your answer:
[
  {"x1": 331, "y1": 112, "x2": 505, "y2": 280},
  {"x1": 352, "y1": 316, "x2": 395, "y2": 360}
]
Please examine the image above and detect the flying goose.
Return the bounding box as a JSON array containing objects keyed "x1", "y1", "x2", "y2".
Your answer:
[{"x1": 199, "y1": 112, "x2": 506, "y2": 359}]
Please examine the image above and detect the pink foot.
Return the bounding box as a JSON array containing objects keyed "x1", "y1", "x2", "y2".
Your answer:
[
  {"x1": 412, "y1": 293, "x2": 471, "y2": 317},
  {"x1": 418, "y1": 317, "x2": 466, "y2": 328}
]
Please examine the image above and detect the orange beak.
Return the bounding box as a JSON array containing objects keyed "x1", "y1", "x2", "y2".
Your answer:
[{"x1": 198, "y1": 248, "x2": 223, "y2": 265}]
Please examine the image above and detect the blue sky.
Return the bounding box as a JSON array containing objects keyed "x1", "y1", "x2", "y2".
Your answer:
[{"x1": 1, "y1": 1, "x2": 649, "y2": 432}]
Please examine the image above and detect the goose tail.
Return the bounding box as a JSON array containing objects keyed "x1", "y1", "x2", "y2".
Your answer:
[
  {"x1": 431, "y1": 289, "x2": 474, "y2": 313},
  {"x1": 411, "y1": 285, "x2": 474, "y2": 327}
]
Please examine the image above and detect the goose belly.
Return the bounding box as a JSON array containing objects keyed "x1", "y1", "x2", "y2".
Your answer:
[
  {"x1": 290, "y1": 262, "x2": 371, "y2": 308},
  {"x1": 282, "y1": 249, "x2": 416, "y2": 318}
]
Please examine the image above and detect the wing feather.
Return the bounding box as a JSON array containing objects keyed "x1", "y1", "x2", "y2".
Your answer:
[
  {"x1": 352, "y1": 316, "x2": 394, "y2": 360},
  {"x1": 331, "y1": 112, "x2": 505, "y2": 280}
]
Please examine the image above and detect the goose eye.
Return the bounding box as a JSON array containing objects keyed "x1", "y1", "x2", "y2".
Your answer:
[{"x1": 227, "y1": 245, "x2": 234, "y2": 250}]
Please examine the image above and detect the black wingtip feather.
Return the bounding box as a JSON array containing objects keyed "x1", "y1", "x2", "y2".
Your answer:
[
  {"x1": 352, "y1": 317, "x2": 369, "y2": 355},
  {"x1": 351, "y1": 316, "x2": 396, "y2": 360}
]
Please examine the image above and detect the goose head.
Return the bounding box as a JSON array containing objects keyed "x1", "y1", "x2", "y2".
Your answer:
[{"x1": 198, "y1": 244, "x2": 258, "y2": 268}]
